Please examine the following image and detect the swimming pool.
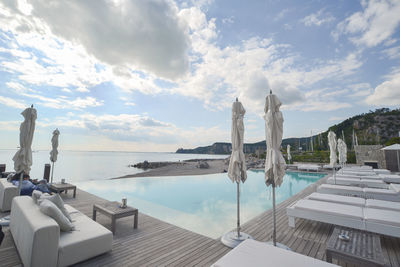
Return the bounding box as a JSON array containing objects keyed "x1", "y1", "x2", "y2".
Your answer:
[{"x1": 75, "y1": 170, "x2": 326, "y2": 238}]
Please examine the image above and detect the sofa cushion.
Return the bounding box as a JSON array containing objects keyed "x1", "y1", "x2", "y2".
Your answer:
[
  {"x1": 32, "y1": 190, "x2": 42, "y2": 204},
  {"x1": 58, "y1": 204, "x2": 112, "y2": 267},
  {"x1": 39, "y1": 194, "x2": 72, "y2": 222},
  {"x1": 39, "y1": 199, "x2": 75, "y2": 232}
]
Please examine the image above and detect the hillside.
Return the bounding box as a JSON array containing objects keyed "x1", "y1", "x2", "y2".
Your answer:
[{"x1": 176, "y1": 108, "x2": 400, "y2": 154}]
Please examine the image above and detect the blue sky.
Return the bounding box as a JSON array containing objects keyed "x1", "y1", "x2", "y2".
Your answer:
[{"x1": 0, "y1": 0, "x2": 399, "y2": 152}]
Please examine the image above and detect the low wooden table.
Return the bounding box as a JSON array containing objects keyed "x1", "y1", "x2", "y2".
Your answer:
[
  {"x1": 92, "y1": 202, "x2": 138, "y2": 234},
  {"x1": 326, "y1": 226, "x2": 385, "y2": 266},
  {"x1": 49, "y1": 183, "x2": 77, "y2": 198}
]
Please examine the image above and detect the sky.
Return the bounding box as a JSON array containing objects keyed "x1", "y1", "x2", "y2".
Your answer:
[{"x1": 0, "y1": 0, "x2": 399, "y2": 152}]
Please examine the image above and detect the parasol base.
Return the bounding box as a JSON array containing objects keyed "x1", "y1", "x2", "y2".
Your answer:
[
  {"x1": 265, "y1": 241, "x2": 291, "y2": 251},
  {"x1": 221, "y1": 231, "x2": 253, "y2": 248}
]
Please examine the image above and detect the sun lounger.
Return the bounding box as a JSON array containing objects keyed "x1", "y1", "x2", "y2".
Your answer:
[
  {"x1": 327, "y1": 177, "x2": 389, "y2": 189},
  {"x1": 381, "y1": 174, "x2": 400, "y2": 184},
  {"x1": 211, "y1": 239, "x2": 338, "y2": 267},
  {"x1": 297, "y1": 164, "x2": 321, "y2": 172},
  {"x1": 317, "y1": 183, "x2": 400, "y2": 202},
  {"x1": 374, "y1": 169, "x2": 391, "y2": 174},
  {"x1": 306, "y1": 192, "x2": 400, "y2": 212},
  {"x1": 336, "y1": 173, "x2": 382, "y2": 180},
  {"x1": 287, "y1": 199, "x2": 400, "y2": 238}
]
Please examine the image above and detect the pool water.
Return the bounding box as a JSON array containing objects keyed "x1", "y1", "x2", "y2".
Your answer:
[{"x1": 76, "y1": 170, "x2": 326, "y2": 238}]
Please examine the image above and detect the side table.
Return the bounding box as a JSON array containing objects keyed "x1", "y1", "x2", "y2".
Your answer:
[
  {"x1": 93, "y1": 201, "x2": 138, "y2": 234},
  {"x1": 49, "y1": 183, "x2": 77, "y2": 198},
  {"x1": 326, "y1": 226, "x2": 385, "y2": 267}
]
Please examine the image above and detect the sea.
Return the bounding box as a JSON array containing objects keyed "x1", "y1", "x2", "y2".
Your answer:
[{"x1": 0, "y1": 149, "x2": 228, "y2": 182}]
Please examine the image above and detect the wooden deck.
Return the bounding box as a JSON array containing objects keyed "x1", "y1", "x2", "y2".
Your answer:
[{"x1": 1, "y1": 175, "x2": 399, "y2": 266}]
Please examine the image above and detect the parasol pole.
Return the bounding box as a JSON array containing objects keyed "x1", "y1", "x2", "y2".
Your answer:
[
  {"x1": 18, "y1": 172, "x2": 23, "y2": 195},
  {"x1": 236, "y1": 180, "x2": 240, "y2": 238},
  {"x1": 272, "y1": 179, "x2": 276, "y2": 246},
  {"x1": 51, "y1": 161, "x2": 54, "y2": 184}
]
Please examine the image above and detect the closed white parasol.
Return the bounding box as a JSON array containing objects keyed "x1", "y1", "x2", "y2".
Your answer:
[
  {"x1": 287, "y1": 144, "x2": 292, "y2": 164},
  {"x1": 328, "y1": 131, "x2": 337, "y2": 167},
  {"x1": 264, "y1": 91, "x2": 286, "y2": 248},
  {"x1": 337, "y1": 138, "x2": 347, "y2": 169},
  {"x1": 12, "y1": 105, "x2": 37, "y2": 194},
  {"x1": 50, "y1": 128, "x2": 60, "y2": 183},
  {"x1": 221, "y1": 98, "x2": 253, "y2": 248},
  {"x1": 328, "y1": 131, "x2": 337, "y2": 183}
]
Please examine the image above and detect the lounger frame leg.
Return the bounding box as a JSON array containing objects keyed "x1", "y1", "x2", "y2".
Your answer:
[{"x1": 288, "y1": 216, "x2": 296, "y2": 228}]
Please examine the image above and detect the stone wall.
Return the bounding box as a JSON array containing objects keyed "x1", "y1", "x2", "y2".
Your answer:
[{"x1": 354, "y1": 145, "x2": 386, "y2": 169}]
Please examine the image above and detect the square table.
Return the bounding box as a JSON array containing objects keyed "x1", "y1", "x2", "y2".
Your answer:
[
  {"x1": 49, "y1": 183, "x2": 77, "y2": 198},
  {"x1": 92, "y1": 201, "x2": 138, "y2": 234},
  {"x1": 326, "y1": 226, "x2": 385, "y2": 267}
]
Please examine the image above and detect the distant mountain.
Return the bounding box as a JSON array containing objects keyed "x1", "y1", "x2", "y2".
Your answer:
[
  {"x1": 176, "y1": 141, "x2": 265, "y2": 155},
  {"x1": 176, "y1": 108, "x2": 400, "y2": 154}
]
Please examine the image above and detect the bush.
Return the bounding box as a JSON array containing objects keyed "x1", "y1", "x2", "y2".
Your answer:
[{"x1": 385, "y1": 137, "x2": 400, "y2": 146}]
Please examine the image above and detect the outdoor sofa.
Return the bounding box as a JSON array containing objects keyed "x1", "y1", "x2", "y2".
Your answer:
[
  {"x1": 0, "y1": 178, "x2": 18, "y2": 212},
  {"x1": 286, "y1": 198, "x2": 400, "y2": 238},
  {"x1": 211, "y1": 239, "x2": 338, "y2": 267},
  {"x1": 10, "y1": 195, "x2": 113, "y2": 267}
]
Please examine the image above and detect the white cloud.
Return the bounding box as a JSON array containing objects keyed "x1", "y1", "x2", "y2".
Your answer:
[
  {"x1": 333, "y1": 0, "x2": 400, "y2": 47},
  {"x1": 274, "y1": 8, "x2": 290, "y2": 21},
  {"x1": 301, "y1": 9, "x2": 335, "y2": 27},
  {"x1": 6, "y1": 82, "x2": 104, "y2": 109},
  {"x1": 382, "y1": 45, "x2": 400, "y2": 59},
  {"x1": 0, "y1": 2, "x2": 366, "y2": 118},
  {"x1": 222, "y1": 16, "x2": 234, "y2": 24},
  {"x1": 0, "y1": 0, "x2": 190, "y2": 80},
  {"x1": 38, "y1": 112, "x2": 229, "y2": 148},
  {"x1": 0, "y1": 95, "x2": 26, "y2": 109},
  {"x1": 365, "y1": 70, "x2": 400, "y2": 106}
]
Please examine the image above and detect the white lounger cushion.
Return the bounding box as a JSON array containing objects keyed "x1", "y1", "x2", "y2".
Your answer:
[
  {"x1": 211, "y1": 239, "x2": 338, "y2": 267},
  {"x1": 57, "y1": 205, "x2": 113, "y2": 267},
  {"x1": 287, "y1": 199, "x2": 400, "y2": 237},
  {"x1": 327, "y1": 177, "x2": 388, "y2": 189},
  {"x1": 381, "y1": 174, "x2": 400, "y2": 184},
  {"x1": 307, "y1": 192, "x2": 365, "y2": 207},
  {"x1": 317, "y1": 184, "x2": 363, "y2": 194},
  {"x1": 307, "y1": 192, "x2": 400, "y2": 211},
  {"x1": 374, "y1": 169, "x2": 391, "y2": 174},
  {"x1": 292, "y1": 199, "x2": 363, "y2": 220},
  {"x1": 366, "y1": 199, "x2": 400, "y2": 212},
  {"x1": 364, "y1": 208, "x2": 400, "y2": 228}
]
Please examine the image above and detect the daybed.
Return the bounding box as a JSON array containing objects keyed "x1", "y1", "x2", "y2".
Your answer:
[
  {"x1": 211, "y1": 239, "x2": 338, "y2": 267},
  {"x1": 317, "y1": 183, "x2": 400, "y2": 202},
  {"x1": 0, "y1": 178, "x2": 18, "y2": 212},
  {"x1": 10, "y1": 196, "x2": 113, "y2": 267},
  {"x1": 287, "y1": 199, "x2": 400, "y2": 238}
]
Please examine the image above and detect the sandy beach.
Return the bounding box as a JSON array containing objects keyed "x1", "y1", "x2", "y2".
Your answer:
[{"x1": 111, "y1": 158, "x2": 229, "y2": 179}]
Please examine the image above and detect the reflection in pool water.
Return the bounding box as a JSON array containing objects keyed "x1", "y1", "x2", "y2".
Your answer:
[{"x1": 76, "y1": 170, "x2": 326, "y2": 238}]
